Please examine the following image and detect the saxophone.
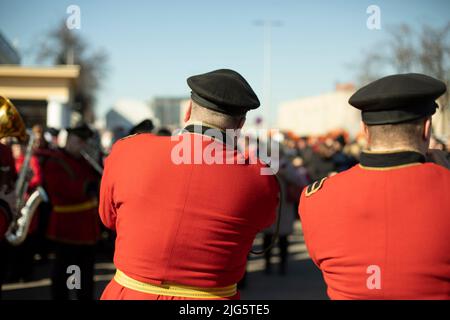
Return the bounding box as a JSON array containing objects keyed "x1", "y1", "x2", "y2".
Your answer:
[{"x1": 0, "y1": 96, "x2": 48, "y2": 246}]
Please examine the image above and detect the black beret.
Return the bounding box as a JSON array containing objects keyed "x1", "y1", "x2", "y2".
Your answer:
[
  {"x1": 187, "y1": 69, "x2": 260, "y2": 116},
  {"x1": 349, "y1": 73, "x2": 446, "y2": 125},
  {"x1": 66, "y1": 123, "x2": 94, "y2": 141},
  {"x1": 129, "y1": 119, "x2": 154, "y2": 135},
  {"x1": 46, "y1": 127, "x2": 60, "y2": 137}
]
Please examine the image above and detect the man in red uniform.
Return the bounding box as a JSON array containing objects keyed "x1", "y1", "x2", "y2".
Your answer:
[
  {"x1": 9, "y1": 139, "x2": 44, "y2": 281},
  {"x1": 0, "y1": 142, "x2": 17, "y2": 237},
  {"x1": 0, "y1": 190, "x2": 13, "y2": 240},
  {"x1": 299, "y1": 73, "x2": 450, "y2": 299},
  {"x1": 0, "y1": 142, "x2": 17, "y2": 299},
  {"x1": 43, "y1": 124, "x2": 101, "y2": 300},
  {"x1": 100, "y1": 69, "x2": 279, "y2": 300}
]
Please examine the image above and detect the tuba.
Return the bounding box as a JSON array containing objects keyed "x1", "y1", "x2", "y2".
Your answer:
[
  {"x1": 0, "y1": 96, "x2": 48, "y2": 246},
  {"x1": 0, "y1": 95, "x2": 25, "y2": 192},
  {"x1": 0, "y1": 96, "x2": 27, "y2": 142}
]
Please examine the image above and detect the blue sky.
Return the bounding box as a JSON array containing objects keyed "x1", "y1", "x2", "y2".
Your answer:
[{"x1": 1, "y1": 0, "x2": 449, "y2": 125}]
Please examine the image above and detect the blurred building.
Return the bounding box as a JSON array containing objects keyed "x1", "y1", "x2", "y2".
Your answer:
[
  {"x1": 277, "y1": 83, "x2": 360, "y2": 137},
  {"x1": 105, "y1": 99, "x2": 155, "y2": 133},
  {"x1": 0, "y1": 32, "x2": 20, "y2": 65},
  {"x1": 150, "y1": 97, "x2": 188, "y2": 128},
  {"x1": 433, "y1": 105, "x2": 450, "y2": 140},
  {"x1": 0, "y1": 32, "x2": 80, "y2": 129},
  {"x1": 0, "y1": 65, "x2": 80, "y2": 129}
]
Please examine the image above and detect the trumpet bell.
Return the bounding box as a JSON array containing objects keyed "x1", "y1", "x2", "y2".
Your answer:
[{"x1": 0, "y1": 95, "x2": 27, "y2": 142}]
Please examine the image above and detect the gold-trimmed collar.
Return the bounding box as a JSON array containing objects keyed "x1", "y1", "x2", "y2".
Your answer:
[
  {"x1": 359, "y1": 150, "x2": 425, "y2": 170},
  {"x1": 359, "y1": 162, "x2": 423, "y2": 171},
  {"x1": 182, "y1": 124, "x2": 238, "y2": 150},
  {"x1": 184, "y1": 121, "x2": 224, "y2": 132},
  {"x1": 362, "y1": 148, "x2": 422, "y2": 154}
]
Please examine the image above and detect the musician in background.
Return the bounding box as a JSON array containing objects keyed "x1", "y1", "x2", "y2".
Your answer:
[
  {"x1": 0, "y1": 95, "x2": 25, "y2": 299},
  {"x1": 30, "y1": 125, "x2": 54, "y2": 264},
  {"x1": 0, "y1": 142, "x2": 17, "y2": 299},
  {"x1": 43, "y1": 123, "x2": 101, "y2": 300},
  {"x1": 9, "y1": 138, "x2": 43, "y2": 281},
  {"x1": 31, "y1": 125, "x2": 48, "y2": 150}
]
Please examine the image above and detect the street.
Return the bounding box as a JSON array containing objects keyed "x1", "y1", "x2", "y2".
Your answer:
[{"x1": 2, "y1": 221, "x2": 328, "y2": 300}]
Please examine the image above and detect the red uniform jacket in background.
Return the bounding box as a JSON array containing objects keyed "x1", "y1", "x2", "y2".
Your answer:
[
  {"x1": 299, "y1": 151, "x2": 450, "y2": 300},
  {"x1": 0, "y1": 143, "x2": 17, "y2": 240},
  {"x1": 99, "y1": 130, "x2": 279, "y2": 299},
  {"x1": 0, "y1": 206, "x2": 10, "y2": 238},
  {"x1": 44, "y1": 149, "x2": 100, "y2": 245}
]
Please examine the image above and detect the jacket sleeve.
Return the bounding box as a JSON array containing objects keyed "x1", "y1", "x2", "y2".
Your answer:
[
  {"x1": 99, "y1": 153, "x2": 117, "y2": 230},
  {"x1": 298, "y1": 189, "x2": 319, "y2": 267}
]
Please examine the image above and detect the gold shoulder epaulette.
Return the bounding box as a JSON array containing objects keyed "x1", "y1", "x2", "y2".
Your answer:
[
  {"x1": 305, "y1": 177, "x2": 327, "y2": 197},
  {"x1": 118, "y1": 133, "x2": 138, "y2": 141}
]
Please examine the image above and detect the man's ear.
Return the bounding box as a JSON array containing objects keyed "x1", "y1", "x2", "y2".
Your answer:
[
  {"x1": 238, "y1": 117, "x2": 246, "y2": 129},
  {"x1": 423, "y1": 117, "x2": 432, "y2": 141},
  {"x1": 361, "y1": 121, "x2": 369, "y2": 141},
  {"x1": 184, "y1": 101, "x2": 192, "y2": 123}
]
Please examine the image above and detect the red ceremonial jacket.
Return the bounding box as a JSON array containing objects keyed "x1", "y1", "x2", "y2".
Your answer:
[
  {"x1": 99, "y1": 127, "x2": 279, "y2": 299},
  {"x1": 44, "y1": 149, "x2": 101, "y2": 245},
  {"x1": 299, "y1": 150, "x2": 450, "y2": 300},
  {"x1": 0, "y1": 206, "x2": 10, "y2": 239},
  {"x1": 0, "y1": 143, "x2": 17, "y2": 240}
]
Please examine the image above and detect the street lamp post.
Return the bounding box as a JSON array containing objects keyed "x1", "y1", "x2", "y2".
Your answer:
[{"x1": 253, "y1": 20, "x2": 282, "y2": 128}]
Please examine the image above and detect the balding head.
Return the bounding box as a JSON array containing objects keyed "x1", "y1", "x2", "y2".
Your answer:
[{"x1": 186, "y1": 100, "x2": 246, "y2": 130}]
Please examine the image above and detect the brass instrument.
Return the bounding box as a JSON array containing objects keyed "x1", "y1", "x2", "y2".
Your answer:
[
  {"x1": 15, "y1": 131, "x2": 36, "y2": 210},
  {"x1": 0, "y1": 96, "x2": 27, "y2": 142},
  {"x1": 0, "y1": 95, "x2": 48, "y2": 246},
  {"x1": 80, "y1": 133, "x2": 104, "y2": 175},
  {"x1": 6, "y1": 186, "x2": 48, "y2": 246},
  {"x1": 0, "y1": 95, "x2": 24, "y2": 193},
  {"x1": 80, "y1": 149, "x2": 103, "y2": 175}
]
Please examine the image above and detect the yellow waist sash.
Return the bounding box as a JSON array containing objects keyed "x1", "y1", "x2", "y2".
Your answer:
[
  {"x1": 53, "y1": 199, "x2": 98, "y2": 213},
  {"x1": 114, "y1": 269, "x2": 237, "y2": 299}
]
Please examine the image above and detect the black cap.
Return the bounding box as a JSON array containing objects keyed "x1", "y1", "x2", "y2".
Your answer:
[
  {"x1": 349, "y1": 73, "x2": 446, "y2": 125},
  {"x1": 66, "y1": 123, "x2": 94, "y2": 141},
  {"x1": 187, "y1": 69, "x2": 260, "y2": 116},
  {"x1": 47, "y1": 127, "x2": 60, "y2": 137},
  {"x1": 129, "y1": 119, "x2": 154, "y2": 135}
]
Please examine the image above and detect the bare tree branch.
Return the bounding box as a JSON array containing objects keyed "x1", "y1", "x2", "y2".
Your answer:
[{"x1": 34, "y1": 21, "x2": 109, "y2": 123}]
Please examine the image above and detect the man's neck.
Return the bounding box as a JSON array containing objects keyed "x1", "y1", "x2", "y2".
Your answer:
[
  {"x1": 367, "y1": 145, "x2": 425, "y2": 155},
  {"x1": 185, "y1": 120, "x2": 228, "y2": 132}
]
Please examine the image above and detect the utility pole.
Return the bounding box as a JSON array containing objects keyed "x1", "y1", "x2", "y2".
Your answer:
[{"x1": 253, "y1": 20, "x2": 282, "y2": 128}]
